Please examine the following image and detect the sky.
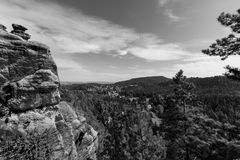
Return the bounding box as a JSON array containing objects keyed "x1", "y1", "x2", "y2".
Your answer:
[{"x1": 1, "y1": 0, "x2": 240, "y2": 82}]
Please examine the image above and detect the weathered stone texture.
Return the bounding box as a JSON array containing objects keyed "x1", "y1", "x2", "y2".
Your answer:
[{"x1": 0, "y1": 24, "x2": 98, "y2": 160}]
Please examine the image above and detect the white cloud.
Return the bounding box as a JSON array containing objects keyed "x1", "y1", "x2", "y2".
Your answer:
[{"x1": 127, "y1": 43, "x2": 191, "y2": 61}]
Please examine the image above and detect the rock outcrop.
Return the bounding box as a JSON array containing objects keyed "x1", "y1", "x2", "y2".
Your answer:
[
  {"x1": 0, "y1": 24, "x2": 98, "y2": 160},
  {"x1": 11, "y1": 24, "x2": 31, "y2": 40}
]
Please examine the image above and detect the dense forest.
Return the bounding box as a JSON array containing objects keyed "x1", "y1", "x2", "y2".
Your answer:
[
  {"x1": 60, "y1": 73, "x2": 240, "y2": 160},
  {"x1": 59, "y1": 9, "x2": 240, "y2": 160}
]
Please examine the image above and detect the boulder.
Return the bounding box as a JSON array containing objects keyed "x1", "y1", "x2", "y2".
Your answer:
[
  {"x1": 12, "y1": 24, "x2": 28, "y2": 31},
  {"x1": 11, "y1": 24, "x2": 30, "y2": 40}
]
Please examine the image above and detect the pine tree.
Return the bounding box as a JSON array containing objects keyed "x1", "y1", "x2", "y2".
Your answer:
[
  {"x1": 202, "y1": 9, "x2": 240, "y2": 80},
  {"x1": 162, "y1": 70, "x2": 195, "y2": 160}
]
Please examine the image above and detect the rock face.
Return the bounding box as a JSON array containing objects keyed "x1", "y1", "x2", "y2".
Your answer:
[{"x1": 0, "y1": 24, "x2": 98, "y2": 160}]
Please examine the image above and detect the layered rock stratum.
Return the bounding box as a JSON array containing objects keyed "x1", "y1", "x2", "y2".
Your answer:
[{"x1": 0, "y1": 24, "x2": 98, "y2": 160}]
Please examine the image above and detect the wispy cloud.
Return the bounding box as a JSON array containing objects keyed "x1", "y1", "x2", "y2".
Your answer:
[
  {"x1": 0, "y1": 1, "x2": 190, "y2": 64},
  {"x1": 163, "y1": 9, "x2": 183, "y2": 22},
  {"x1": 120, "y1": 43, "x2": 190, "y2": 61},
  {"x1": 0, "y1": 0, "x2": 188, "y2": 57}
]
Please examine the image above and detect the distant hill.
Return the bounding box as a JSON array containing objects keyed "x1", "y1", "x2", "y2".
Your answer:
[
  {"x1": 114, "y1": 76, "x2": 240, "y2": 96},
  {"x1": 115, "y1": 76, "x2": 170, "y2": 86},
  {"x1": 61, "y1": 81, "x2": 112, "y2": 85}
]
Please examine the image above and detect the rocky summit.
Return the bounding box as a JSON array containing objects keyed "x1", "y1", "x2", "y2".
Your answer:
[{"x1": 0, "y1": 24, "x2": 98, "y2": 160}]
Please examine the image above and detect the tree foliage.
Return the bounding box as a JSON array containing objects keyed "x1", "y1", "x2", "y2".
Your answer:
[
  {"x1": 95, "y1": 98, "x2": 166, "y2": 160},
  {"x1": 202, "y1": 9, "x2": 240, "y2": 80},
  {"x1": 162, "y1": 70, "x2": 240, "y2": 160}
]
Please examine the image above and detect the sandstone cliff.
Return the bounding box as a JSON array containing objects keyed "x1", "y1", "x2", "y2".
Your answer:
[{"x1": 0, "y1": 24, "x2": 98, "y2": 160}]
